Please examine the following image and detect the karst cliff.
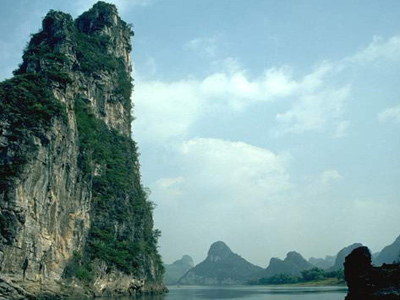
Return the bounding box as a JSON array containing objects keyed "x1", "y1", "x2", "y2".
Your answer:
[{"x1": 0, "y1": 2, "x2": 165, "y2": 298}]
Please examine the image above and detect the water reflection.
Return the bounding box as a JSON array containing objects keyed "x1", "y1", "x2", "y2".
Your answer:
[{"x1": 97, "y1": 286, "x2": 347, "y2": 300}]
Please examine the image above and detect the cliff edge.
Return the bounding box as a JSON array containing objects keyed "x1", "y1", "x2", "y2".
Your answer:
[{"x1": 0, "y1": 2, "x2": 166, "y2": 298}]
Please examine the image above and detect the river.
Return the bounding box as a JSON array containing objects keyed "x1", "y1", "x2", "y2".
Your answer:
[{"x1": 126, "y1": 285, "x2": 347, "y2": 300}]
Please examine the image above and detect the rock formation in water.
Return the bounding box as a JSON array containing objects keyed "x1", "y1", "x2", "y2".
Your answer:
[
  {"x1": 344, "y1": 246, "x2": 400, "y2": 300},
  {"x1": 328, "y1": 243, "x2": 363, "y2": 271},
  {"x1": 374, "y1": 235, "x2": 400, "y2": 266},
  {"x1": 260, "y1": 251, "x2": 314, "y2": 278},
  {"x1": 164, "y1": 255, "x2": 194, "y2": 285},
  {"x1": 178, "y1": 241, "x2": 263, "y2": 285},
  {"x1": 0, "y1": 2, "x2": 166, "y2": 298}
]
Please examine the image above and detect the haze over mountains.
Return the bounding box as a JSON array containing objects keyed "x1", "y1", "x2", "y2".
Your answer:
[
  {"x1": 374, "y1": 235, "x2": 400, "y2": 266},
  {"x1": 178, "y1": 241, "x2": 263, "y2": 285},
  {"x1": 260, "y1": 251, "x2": 314, "y2": 278},
  {"x1": 165, "y1": 235, "x2": 400, "y2": 285},
  {"x1": 164, "y1": 255, "x2": 194, "y2": 285}
]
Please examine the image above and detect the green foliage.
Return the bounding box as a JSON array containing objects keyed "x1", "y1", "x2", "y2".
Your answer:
[
  {"x1": 74, "y1": 31, "x2": 133, "y2": 111},
  {"x1": 252, "y1": 274, "x2": 299, "y2": 285},
  {"x1": 63, "y1": 251, "x2": 93, "y2": 283},
  {"x1": 324, "y1": 269, "x2": 345, "y2": 280},
  {"x1": 0, "y1": 74, "x2": 66, "y2": 128},
  {"x1": 2, "y1": 2, "x2": 160, "y2": 283},
  {"x1": 74, "y1": 32, "x2": 115, "y2": 73},
  {"x1": 0, "y1": 73, "x2": 67, "y2": 189},
  {"x1": 88, "y1": 227, "x2": 141, "y2": 273},
  {"x1": 74, "y1": 98, "x2": 163, "y2": 279},
  {"x1": 14, "y1": 26, "x2": 72, "y2": 85},
  {"x1": 301, "y1": 268, "x2": 326, "y2": 281},
  {"x1": 76, "y1": 2, "x2": 116, "y2": 32},
  {"x1": 250, "y1": 268, "x2": 345, "y2": 285}
]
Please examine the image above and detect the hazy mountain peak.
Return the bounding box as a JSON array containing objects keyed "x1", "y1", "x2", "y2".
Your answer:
[
  {"x1": 164, "y1": 255, "x2": 195, "y2": 285},
  {"x1": 181, "y1": 255, "x2": 195, "y2": 266},
  {"x1": 285, "y1": 251, "x2": 303, "y2": 261},
  {"x1": 179, "y1": 241, "x2": 262, "y2": 285},
  {"x1": 284, "y1": 251, "x2": 312, "y2": 269},
  {"x1": 374, "y1": 234, "x2": 400, "y2": 266},
  {"x1": 260, "y1": 251, "x2": 314, "y2": 278},
  {"x1": 207, "y1": 241, "x2": 233, "y2": 262}
]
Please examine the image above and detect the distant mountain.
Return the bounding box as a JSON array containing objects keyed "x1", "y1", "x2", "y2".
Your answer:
[
  {"x1": 372, "y1": 251, "x2": 381, "y2": 261},
  {"x1": 328, "y1": 243, "x2": 363, "y2": 271},
  {"x1": 178, "y1": 241, "x2": 263, "y2": 285},
  {"x1": 308, "y1": 255, "x2": 336, "y2": 269},
  {"x1": 164, "y1": 255, "x2": 194, "y2": 285},
  {"x1": 374, "y1": 235, "x2": 400, "y2": 266},
  {"x1": 260, "y1": 251, "x2": 314, "y2": 278}
]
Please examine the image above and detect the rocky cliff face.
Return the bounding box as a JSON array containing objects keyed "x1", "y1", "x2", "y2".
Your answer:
[
  {"x1": 178, "y1": 241, "x2": 263, "y2": 285},
  {"x1": 0, "y1": 2, "x2": 165, "y2": 298}
]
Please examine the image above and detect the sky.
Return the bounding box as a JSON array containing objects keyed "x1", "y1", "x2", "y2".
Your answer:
[{"x1": 1, "y1": 0, "x2": 400, "y2": 267}]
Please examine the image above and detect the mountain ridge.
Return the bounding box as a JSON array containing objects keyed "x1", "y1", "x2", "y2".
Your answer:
[{"x1": 178, "y1": 241, "x2": 263, "y2": 285}]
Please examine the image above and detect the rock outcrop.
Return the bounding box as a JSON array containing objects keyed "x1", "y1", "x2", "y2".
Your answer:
[
  {"x1": 344, "y1": 246, "x2": 400, "y2": 300},
  {"x1": 178, "y1": 241, "x2": 263, "y2": 285},
  {"x1": 164, "y1": 255, "x2": 194, "y2": 285},
  {"x1": 0, "y1": 2, "x2": 165, "y2": 298}
]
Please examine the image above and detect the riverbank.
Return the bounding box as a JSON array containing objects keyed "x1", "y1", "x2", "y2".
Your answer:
[{"x1": 286, "y1": 278, "x2": 346, "y2": 287}]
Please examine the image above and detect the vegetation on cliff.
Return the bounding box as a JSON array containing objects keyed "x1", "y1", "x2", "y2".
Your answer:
[
  {"x1": 0, "y1": 74, "x2": 67, "y2": 193},
  {"x1": 0, "y1": 1, "x2": 164, "y2": 295},
  {"x1": 74, "y1": 96, "x2": 163, "y2": 279}
]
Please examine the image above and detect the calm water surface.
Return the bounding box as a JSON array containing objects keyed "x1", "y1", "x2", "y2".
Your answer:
[{"x1": 132, "y1": 286, "x2": 347, "y2": 300}]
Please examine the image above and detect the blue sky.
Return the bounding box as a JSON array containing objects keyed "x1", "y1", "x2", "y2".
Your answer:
[{"x1": 1, "y1": 0, "x2": 399, "y2": 267}]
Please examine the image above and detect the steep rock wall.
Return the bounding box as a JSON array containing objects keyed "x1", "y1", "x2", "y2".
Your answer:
[{"x1": 0, "y1": 2, "x2": 165, "y2": 298}]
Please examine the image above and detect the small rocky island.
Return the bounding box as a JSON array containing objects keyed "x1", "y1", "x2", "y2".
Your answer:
[
  {"x1": 0, "y1": 2, "x2": 165, "y2": 299},
  {"x1": 344, "y1": 246, "x2": 400, "y2": 300}
]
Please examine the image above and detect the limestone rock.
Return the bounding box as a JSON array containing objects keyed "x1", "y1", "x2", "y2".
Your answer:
[{"x1": 0, "y1": 1, "x2": 165, "y2": 298}]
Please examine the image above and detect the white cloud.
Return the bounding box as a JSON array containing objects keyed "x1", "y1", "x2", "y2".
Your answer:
[
  {"x1": 275, "y1": 85, "x2": 351, "y2": 135},
  {"x1": 133, "y1": 61, "x2": 352, "y2": 142},
  {"x1": 179, "y1": 138, "x2": 291, "y2": 200},
  {"x1": 378, "y1": 104, "x2": 400, "y2": 123},
  {"x1": 152, "y1": 138, "x2": 292, "y2": 211},
  {"x1": 349, "y1": 35, "x2": 400, "y2": 64},
  {"x1": 133, "y1": 34, "x2": 400, "y2": 145},
  {"x1": 132, "y1": 79, "x2": 202, "y2": 143},
  {"x1": 133, "y1": 66, "x2": 301, "y2": 142}
]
